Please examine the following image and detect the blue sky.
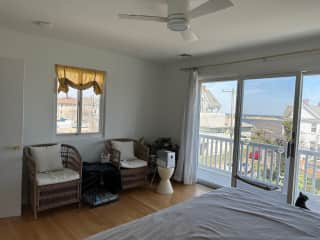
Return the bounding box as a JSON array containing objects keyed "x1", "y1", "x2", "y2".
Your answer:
[
  {"x1": 242, "y1": 76, "x2": 296, "y2": 116},
  {"x1": 204, "y1": 76, "x2": 301, "y2": 116}
]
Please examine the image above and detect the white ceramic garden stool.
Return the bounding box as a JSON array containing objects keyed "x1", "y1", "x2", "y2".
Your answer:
[{"x1": 157, "y1": 167, "x2": 174, "y2": 194}]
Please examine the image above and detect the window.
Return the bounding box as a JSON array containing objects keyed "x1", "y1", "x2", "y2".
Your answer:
[
  {"x1": 57, "y1": 87, "x2": 78, "y2": 134},
  {"x1": 81, "y1": 88, "x2": 101, "y2": 133},
  {"x1": 55, "y1": 65, "x2": 105, "y2": 135}
]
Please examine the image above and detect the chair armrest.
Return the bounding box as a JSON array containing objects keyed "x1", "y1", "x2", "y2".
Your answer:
[
  {"x1": 23, "y1": 147, "x2": 36, "y2": 182},
  {"x1": 110, "y1": 149, "x2": 121, "y2": 169},
  {"x1": 135, "y1": 143, "x2": 150, "y2": 162},
  {"x1": 62, "y1": 144, "x2": 82, "y2": 175}
]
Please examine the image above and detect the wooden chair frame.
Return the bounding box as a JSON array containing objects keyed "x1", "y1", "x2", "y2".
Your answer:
[{"x1": 24, "y1": 143, "x2": 82, "y2": 219}]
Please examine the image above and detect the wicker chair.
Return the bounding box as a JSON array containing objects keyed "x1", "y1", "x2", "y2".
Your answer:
[
  {"x1": 105, "y1": 139, "x2": 149, "y2": 190},
  {"x1": 24, "y1": 143, "x2": 82, "y2": 219}
]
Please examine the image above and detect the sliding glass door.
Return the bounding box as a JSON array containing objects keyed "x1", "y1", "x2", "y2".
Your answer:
[
  {"x1": 197, "y1": 72, "x2": 320, "y2": 210},
  {"x1": 237, "y1": 76, "x2": 297, "y2": 201},
  {"x1": 295, "y1": 74, "x2": 320, "y2": 212},
  {"x1": 198, "y1": 80, "x2": 238, "y2": 187}
]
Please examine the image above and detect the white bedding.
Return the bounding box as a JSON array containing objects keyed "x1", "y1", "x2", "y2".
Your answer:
[{"x1": 87, "y1": 188, "x2": 320, "y2": 240}]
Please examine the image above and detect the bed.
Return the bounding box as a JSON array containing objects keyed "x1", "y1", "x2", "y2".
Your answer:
[{"x1": 87, "y1": 187, "x2": 320, "y2": 240}]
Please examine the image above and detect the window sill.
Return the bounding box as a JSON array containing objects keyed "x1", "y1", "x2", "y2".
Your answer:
[{"x1": 55, "y1": 132, "x2": 104, "y2": 140}]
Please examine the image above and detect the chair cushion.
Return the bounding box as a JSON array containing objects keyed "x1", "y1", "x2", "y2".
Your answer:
[
  {"x1": 112, "y1": 141, "x2": 135, "y2": 161},
  {"x1": 120, "y1": 159, "x2": 147, "y2": 169},
  {"x1": 30, "y1": 144, "x2": 63, "y2": 172},
  {"x1": 36, "y1": 168, "x2": 80, "y2": 186}
]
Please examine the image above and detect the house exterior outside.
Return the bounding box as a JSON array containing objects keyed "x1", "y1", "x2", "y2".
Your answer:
[
  {"x1": 57, "y1": 95, "x2": 100, "y2": 133},
  {"x1": 298, "y1": 102, "x2": 320, "y2": 151},
  {"x1": 242, "y1": 115, "x2": 285, "y2": 143},
  {"x1": 200, "y1": 86, "x2": 253, "y2": 138},
  {"x1": 199, "y1": 87, "x2": 320, "y2": 202},
  {"x1": 201, "y1": 94, "x2": 320, "y2": 151},
  {"x1": 285, "y1": 100, "x2": 320, "y2": 151}
]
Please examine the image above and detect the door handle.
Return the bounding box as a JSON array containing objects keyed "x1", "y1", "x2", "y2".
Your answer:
[
  {"x1": 286, "y1": 141, "x2": 295, "y2": 158},
  {"x1": 6, "y1": 145, "x2": 21, "y2": 150},
  {"x1": 12, "y1": 145, "x2": 21, "y2": 150},
  {"x1": 286, "y1": 141, "x2": 291, "y2": 158}
]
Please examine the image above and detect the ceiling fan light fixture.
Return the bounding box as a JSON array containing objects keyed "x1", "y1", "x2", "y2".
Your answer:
[
  {"x1": 118, "y1": 0, "x2": 234, "y2": 42},
  {"x1": 167, "y1": 13, "x2": 188, "y2": 32}
]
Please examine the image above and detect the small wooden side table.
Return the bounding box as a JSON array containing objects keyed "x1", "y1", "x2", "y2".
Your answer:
[{"x1": 157, "y1": 167, "x2": 174, "y2": 194}]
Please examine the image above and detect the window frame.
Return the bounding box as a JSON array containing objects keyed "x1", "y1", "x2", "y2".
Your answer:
[{"x1": 54, "y1": 82, "x2": 105, "y2": 137}]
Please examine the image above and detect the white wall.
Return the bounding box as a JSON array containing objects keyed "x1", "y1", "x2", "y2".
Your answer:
[
  {"x1": 160, "y1": 66, "x2": 189, "y2": 143},
  {"x1": 162, "y1": 34, "x2": 320, "y2": 143},
  {"x1": 0, "y1": 26, "x2": 164, "y2": 163}
]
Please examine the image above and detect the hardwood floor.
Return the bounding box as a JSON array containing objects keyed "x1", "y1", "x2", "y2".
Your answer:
[{"x1": 0, "y1": 183, "x2": 212, "y2": 240}]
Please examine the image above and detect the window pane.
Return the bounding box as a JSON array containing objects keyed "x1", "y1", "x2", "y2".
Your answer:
[
  {"x1": 296, "y1": 74, "x2": 320, "y2": 213},
  {"x1": 57, "y1": 87, "x2": 78, "y2": 134},
  {"x1": 239, "y1": 76, "x2": 296, "y2": 201},
  {"x1": 81, "y1": 88, "x2": 100, "y2": 133},
  {"x1": 198, "y1": 81, "x2": 237, "y2": 187}
]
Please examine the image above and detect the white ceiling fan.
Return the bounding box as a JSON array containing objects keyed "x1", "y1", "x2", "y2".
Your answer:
[{"x1": 119, "y1": 0, "x2": 234, "y2": 42}]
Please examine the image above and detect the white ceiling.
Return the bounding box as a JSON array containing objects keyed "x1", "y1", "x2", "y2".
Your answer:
[{"x1": 1, "y1": 0, "x2": 320, "y2": 61}]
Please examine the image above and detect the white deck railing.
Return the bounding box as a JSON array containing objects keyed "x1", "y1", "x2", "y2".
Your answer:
[
  {"x1": 199, "y1": 134, "x2": 320, "y2": 194},
  {"x1": 298, "y1": 149, "x2": 320, "y2": 194}
]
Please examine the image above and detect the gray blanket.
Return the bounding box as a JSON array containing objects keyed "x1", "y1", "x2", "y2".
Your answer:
[{"x1": 87, "y1": 188, "x2": 320, "y2": 240}]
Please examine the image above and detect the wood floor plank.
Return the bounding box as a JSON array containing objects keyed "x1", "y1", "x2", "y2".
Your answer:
[
  {"x1": 0, "y1": 183, "x2": 212, "y2": 240},
  {"x1": 0, "y1": 220, "x2": 16, "y2": 240}
]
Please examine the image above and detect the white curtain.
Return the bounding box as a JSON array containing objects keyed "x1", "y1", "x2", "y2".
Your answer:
[{"x1": 174, "y1": 70, "x2": 200, "y2": 184}]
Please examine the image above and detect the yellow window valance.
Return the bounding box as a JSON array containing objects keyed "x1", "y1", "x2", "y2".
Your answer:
[{"x1": 55, "y1": 64, "x2": 106, "y2": 95}]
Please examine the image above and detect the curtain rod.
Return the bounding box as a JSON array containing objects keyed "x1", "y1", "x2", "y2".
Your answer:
[{"x1": 180, "y1": 47, "x2": 320, "y2": 71}]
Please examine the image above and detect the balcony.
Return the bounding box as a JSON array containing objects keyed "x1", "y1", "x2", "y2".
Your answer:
[{"x1": 198, "y1": 134, "x2": 320, "y2": 211}]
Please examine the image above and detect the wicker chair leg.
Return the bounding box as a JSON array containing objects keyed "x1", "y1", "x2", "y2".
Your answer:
[
  {"x1": 33, "y1": 199, "x2": 38, "y2": 219},
  {"x1": 33, "y1": 186, "x2": 38, "y2": 219},
  {"x1": 33, "y1": 209, "x2": 38, "y2": 219},
  {"x1": 78, "y1": 184, "x2": 81, "y2": 208}
]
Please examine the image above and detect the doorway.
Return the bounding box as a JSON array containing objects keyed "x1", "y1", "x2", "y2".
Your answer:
[
  {"x1": 237, "y1": 75, "x2": 296, "y2": 202},
  {"x1": 0, "y1": 58, "x2": 24, "y2": 218},
  {"x1": 294, "y1": 73, "x2": 320, "y2": 212},
  {"x1": 197, "y1": 73, "x2": 320, "y2": 208},
  {"x1": 198, "y1": 80, "x2": 237, "y2": 187}
]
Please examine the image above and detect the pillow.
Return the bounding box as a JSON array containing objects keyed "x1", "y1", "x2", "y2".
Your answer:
[
  {"x1": 30, "y1": 144, "x2": 63, "y2": 172},
  {"x1": 111, "y1": 141, "x2": 135, "y2": 161},
  {"x1": 100, "y1": 152, "x2": 110, "y2": 163}
]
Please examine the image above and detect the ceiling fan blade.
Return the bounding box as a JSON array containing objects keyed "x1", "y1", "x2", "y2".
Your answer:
[
  {"x1": 180, "y1": 28, "x2": 199, "y2": 42},
  {"x1": 118, "y1": 14, "x2": 168, "y2": 23},
  {"x1": 189, "y1": 0, "x2": 234, "y2": 19}
]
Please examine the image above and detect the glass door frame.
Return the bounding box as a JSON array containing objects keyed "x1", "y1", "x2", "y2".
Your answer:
[
  {"x1": 286, "y1": 72, "x2": 303, "y2": 204},
  {"x1": 198, "y1": 77, "x2": 239, "y2": 187},
  {"x1": 289, "y1": 71, "x2": 320, "y2": 205},
  {"x1": 199, "y1": 71, "x2": 309, "y2": 205},
  {"x1": 229, "y1": 72, "x2": 302, "y2": 205}
]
